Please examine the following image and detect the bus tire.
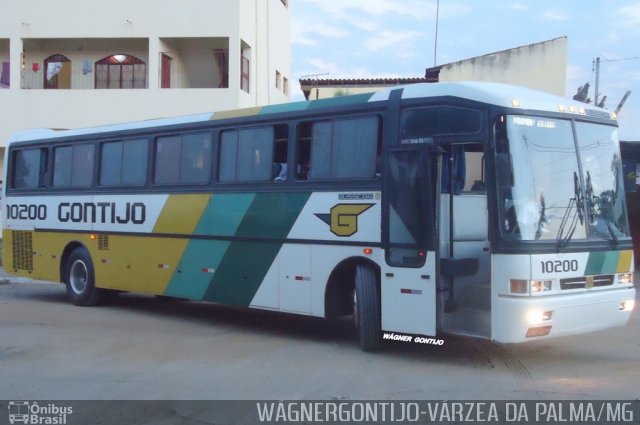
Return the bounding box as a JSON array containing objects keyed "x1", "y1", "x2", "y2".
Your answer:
[
  {"x1": 64, "y1": 247, "x2": 102, "y2": 306},
  {"x1": 354, "y1": 264, "x2": 381, "y2": 351}
]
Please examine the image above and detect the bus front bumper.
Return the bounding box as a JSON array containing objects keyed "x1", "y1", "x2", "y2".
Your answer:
[{"x1": 492, "y1": 287, "x2": 637, "y2": 343}]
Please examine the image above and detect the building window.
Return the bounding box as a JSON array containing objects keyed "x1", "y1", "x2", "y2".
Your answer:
[
  {"x1": 275, "y1": 70, "x2": 282, "y2": 90},
  {"x1": 214, "y1": 49, "x2": 229, "y2": 88},
  {"x1": 43, "y1": 54, "x2": 71, "y2": 89},
  {"x1": 241, "y1": 56, "x2": 250, "y2": 93},
  {"x1": 0, "y1": 61, "x2": 9, "y2": 88},
  {"x1": 160, "y1": 54, "x2": 172, "y2": 89},
  {"x1": 283, "y1": 77, "x2": 289, "y2": 95},
  {"x1": 241, "y1": 42, "x2": 251, "y2": 93},
  {"x1": 95, "y1": 54, "x2": 146, "y2": 89}
]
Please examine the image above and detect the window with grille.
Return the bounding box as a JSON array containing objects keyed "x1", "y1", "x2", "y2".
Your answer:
[
  {"x1": 95, "y1": 54, "x2": 146, "y2": 89},
  {"x1": 241, "y1": 55, "x2": 250, "y2": 93}
]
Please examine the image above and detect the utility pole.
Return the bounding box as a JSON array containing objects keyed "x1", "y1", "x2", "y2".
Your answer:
[
  {"x1": 433, "y1": 0, "x2": 440, "y2": 67},
  {"x1": 593, "y1": 57, "x2": 601, "y2": 107}
]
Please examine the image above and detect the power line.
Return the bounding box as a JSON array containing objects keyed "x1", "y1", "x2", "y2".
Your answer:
[{"x1": 600, "y1": 55, "x2": 640, "y2": 63}]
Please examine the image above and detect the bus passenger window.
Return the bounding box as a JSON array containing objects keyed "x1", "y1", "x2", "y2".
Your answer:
[
  {"x1": 272, "y1": 125, "x2": 289, "y2": 182},
  {"x1": 12, "y1": 148, "x2": 46, "y2": 189},
  {"x1": 219, "y1": 126, "x2": 275, "y2": 182},
  {"x1": 181, "y1": 133, "x2": 212, "y2": 184},
  {"x1": 295, "y1": 116, "x2": 380, "y2": 181},
  {"x1": 154, "y1": 132, "x2": 212, "y2": 185},
  {"x1": 53, "y1": 144, "x2": 94, "y2": 187},
  {"x1": 100, "y1": 138, "x2": 148, "y2": 186}
]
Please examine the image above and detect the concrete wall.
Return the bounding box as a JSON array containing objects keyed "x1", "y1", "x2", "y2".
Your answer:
[
  {"x1": 438, "y1": 37, "x2": 567, "y2": 97},
  {"x1": 299, "y1": 38, "x2": 568, "y2": 103}
]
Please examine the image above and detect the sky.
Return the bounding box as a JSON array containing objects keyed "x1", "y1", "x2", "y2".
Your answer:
[{"x1": 290, "y1": 0, "x2": 640, "y2": 140}]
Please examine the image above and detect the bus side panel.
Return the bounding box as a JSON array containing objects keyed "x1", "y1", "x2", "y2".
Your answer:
[
  {"x1": 166, "y1": 192, "x2": 310, "y2": 307},
  {"x1": 163, "y1": 193, "x2": 254, "y2": 300}
]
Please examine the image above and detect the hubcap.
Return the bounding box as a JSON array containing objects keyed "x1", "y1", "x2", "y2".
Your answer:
[{"x1": 69, "y1": 259, "x2": 88, "y2": 295}]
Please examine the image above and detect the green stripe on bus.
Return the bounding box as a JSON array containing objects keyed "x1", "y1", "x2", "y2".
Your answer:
[
  {"x1": 202, "y1": 192, "x2": 311, "y2": 306},
  {"x1": 600, "y1": 251, "x2": 621, "y2": 274},
  {"x1": 584, "y1": 251, "x2": 620, "y2": 275},
  {"x1": 165, "y1": 194, "x2": 256, "y2": 299},
  {"x1": 584, "y1": 251, "x2": 606, "y2": 275}
]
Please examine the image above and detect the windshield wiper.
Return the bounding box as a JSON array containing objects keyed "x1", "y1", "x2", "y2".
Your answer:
[
  {"x1": 605, "y1": 220, "x2": 619, "y2": 247},
  {"x1": 557, "y1": 172, "x2": 584, "y2": 249}
]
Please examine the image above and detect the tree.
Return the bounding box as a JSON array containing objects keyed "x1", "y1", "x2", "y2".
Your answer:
[{"x1": 573, "y1": 82, "x2": 592, "y2": 104}]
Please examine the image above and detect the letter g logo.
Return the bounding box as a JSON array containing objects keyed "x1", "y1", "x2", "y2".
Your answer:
[{"x1": 315, "y1": 203, "x2": 374, "y2": 237}]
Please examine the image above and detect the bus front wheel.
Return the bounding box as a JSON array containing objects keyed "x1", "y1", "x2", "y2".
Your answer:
[
  {"x1": 354, "y1": 264, "x2": 381, "y2": 351},
  {"x1": 64, "y1": 247, "x2": 102, "y2": 306}
]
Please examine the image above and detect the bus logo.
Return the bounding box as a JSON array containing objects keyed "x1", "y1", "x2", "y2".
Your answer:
[
  {"x1": 315, "y1": 203, "x2": 374, "y2": 237},
  {"x1": 585, "y1": 275, "x2": 594, "y2": 289},
  {"x1": 8, "y1": 401, "x2": 29, "y2": 424}
]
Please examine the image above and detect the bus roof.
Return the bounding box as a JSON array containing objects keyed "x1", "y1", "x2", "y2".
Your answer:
[{"x1": 7, "y1": 82, "x2": 613, "y2": 144}]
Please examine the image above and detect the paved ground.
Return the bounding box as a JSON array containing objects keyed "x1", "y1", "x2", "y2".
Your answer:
[{"x1": 0, "y1": 269, "x2": 638, "y2": 401}]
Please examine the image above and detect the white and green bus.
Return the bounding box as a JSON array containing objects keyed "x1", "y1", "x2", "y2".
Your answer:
[{"x1": 3, "y1": 82, "x2": 635, "y2": 350}]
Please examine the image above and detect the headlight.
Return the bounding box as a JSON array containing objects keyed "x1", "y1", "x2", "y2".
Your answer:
[
  {"x1": 510, "y1": 279, "x2": 553, "y2": 294},
  {"x1": 617, "y1": 273, "x2": 633, "y2": 285},
  {"x1": 527, "y1": 309, "x2": 553, "y2": 324},
  {"x1": 531, "y1": 280, "x2": 553, "y2": 293}
]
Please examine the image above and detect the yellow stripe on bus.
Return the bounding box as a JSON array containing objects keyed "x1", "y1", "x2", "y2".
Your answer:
[
  {"x1": 617, "y1": 250, "x2": 633, "y2": 273},
  {"x1": 153, "y1": 194, "x2": 211, "y2": 234},
  {"x1": 147, "y1": 194, "x2": 212, "y2": 293}
]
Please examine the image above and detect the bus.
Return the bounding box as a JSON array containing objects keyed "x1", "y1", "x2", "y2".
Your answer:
[{"x1": 2, "y1": 82, "x2": 636, "y2": 351}]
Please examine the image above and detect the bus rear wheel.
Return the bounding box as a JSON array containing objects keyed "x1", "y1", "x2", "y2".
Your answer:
[
  {"x1": 354, "y1": 264, "x2": 381, "y2": 351},
  {"x1": 64, "y1": 247, "x2": 102, "y2": 306}
]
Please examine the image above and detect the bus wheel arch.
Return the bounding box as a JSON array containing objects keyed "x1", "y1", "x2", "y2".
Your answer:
[
  {"x1": 59, "y1": 241, "x2": 86, "y2": 282},
  {"x1": 324, "y1": 257, "x2": 380, "y2": 320},
  {"x1": 60, "y1": 242, "x2": 102, "y2": 306}
]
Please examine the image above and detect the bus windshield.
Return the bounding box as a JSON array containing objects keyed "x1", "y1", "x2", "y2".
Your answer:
[{"x1": 496, "y1": 115, "x2": 630, "y2": 243}]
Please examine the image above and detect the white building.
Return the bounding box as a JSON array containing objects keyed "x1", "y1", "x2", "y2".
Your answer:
[{"x1": 0, "y1": 0, "x2": 292, "y2": 177}]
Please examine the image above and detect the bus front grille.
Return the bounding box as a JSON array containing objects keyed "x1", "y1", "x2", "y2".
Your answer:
[
  {"x1": 560, "y1": 274, "x2": 614, "y2": 290},
  {"x1": 12, "y1": 231, "x2": 33, "y2": 271}
]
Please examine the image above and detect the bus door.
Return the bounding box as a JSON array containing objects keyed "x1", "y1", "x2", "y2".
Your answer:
[
  {"x1": 438, "y1": 142, "x2": 491, "y2": 338},
  {"x1": 381, "y1": 147, "x2": 437, "y2": 337}
]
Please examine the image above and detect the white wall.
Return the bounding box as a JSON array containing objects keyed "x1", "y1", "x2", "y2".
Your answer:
[{"x1": 438, "y1": 37, "x2": 567, "y2": 97}]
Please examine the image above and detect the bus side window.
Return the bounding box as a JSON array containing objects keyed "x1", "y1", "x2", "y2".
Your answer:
[
  {"x1": 100, "y1": 138, "x2": 148, "y2": 187},
  {"x1": 272, "y1": 125, "x2": 289, "y2": 182},
  {"x1": 154, "y1": 132, "x2": 212, "y2": 185},
  {"x1": 53, "y1": 144, "x2": 94, "y2": 188},
  {"x1": 295, "y1": 122, "x2": 312, "y2": 180},
  {"x1": 12, "y1": 148, "x2": 47, "y2": 189},
  {"x1": 295, "y1": 116, "x2": 380, "y2": 181},
  {"x1": 219, "y1": 126, "x2": 275, "y2": 183}
]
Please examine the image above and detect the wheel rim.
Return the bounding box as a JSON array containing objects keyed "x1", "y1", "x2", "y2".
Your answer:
[{"x1": 69, "y1": 259, "x2": 88, "y2": 295}]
